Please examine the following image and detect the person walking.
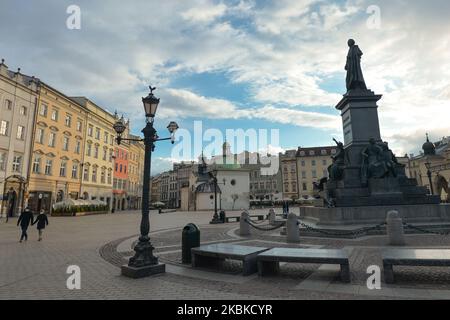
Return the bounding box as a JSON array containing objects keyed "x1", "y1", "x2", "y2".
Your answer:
[
  {"x1": 17, "y1": 207, "x2": 34, "y2": 242},
  {"x1": 32, "y1": 209, "x2": 49, "y2": 241}
]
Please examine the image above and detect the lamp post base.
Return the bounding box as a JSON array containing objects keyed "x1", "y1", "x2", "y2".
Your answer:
[
  {"x1": 121, "y1": 263, "x2": 166, "y2": 279},
  {"x1": 209, "y1": 219, "x2": 223, "y2": 224}
]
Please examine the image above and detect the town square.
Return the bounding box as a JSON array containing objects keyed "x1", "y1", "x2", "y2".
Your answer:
[{"x1": 1, "y1": 0, "x2": 450, "y2": 305}]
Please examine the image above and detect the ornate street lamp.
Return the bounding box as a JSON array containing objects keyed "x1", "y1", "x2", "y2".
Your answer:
[
  {"x1": 208, "y1": 170, "x2": 226, "y2": 224},
  {"x1": 425, "y1": 160, "x2": 434, "y2": 195},
  {"x1": 114, "y1": 86, "x2": 178, "y2": 278}
]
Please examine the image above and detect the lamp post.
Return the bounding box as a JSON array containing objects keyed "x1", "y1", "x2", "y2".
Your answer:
[
  {"x1": 425, "y1": 160, "x2": 434, "y2": 195},
  {"x1": 114, "y1": 86, "x2": 179, "y2": 278},
  {"x1": 209, "y1": 170, "x2": 226, "y2": 224}
]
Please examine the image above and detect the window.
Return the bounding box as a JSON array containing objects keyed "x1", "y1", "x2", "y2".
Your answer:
[
  {"x1": 84, "y1": 166, "x2": 89, "y2": 181},
  {"x1": 95, "y1": 128, "x2": 100, "y2": 140},
  {"x1": 92, "y1": 167, "x2": 97, "y2": 182},
  {"x1": 86, "y1": 143, "x2": 92, "y2": 156},
  {"x1": 88, "y1": 125, "x2": 93, "y2": 137},
  {"x1": 60, "y1": 136, "x2": 69, "y2": 151},
  {"x1": 48, "y1": 132, "x2": 56, "y2": 147},
  {"x1": 32, "y1": 157, "x2": 41, "y2": 174},
  {"x1": 101, "y1": 170, "x2": 105, "y2": 183},
  {"x1": 39, "y1": 104, "x2": 48, "y2": 116},
  {"x1": 301, "y1": 160, "x2": 305, "y2": 167},
  {"x1": 309, "y1": 150, "x2": 315, "y2": 156},
  {"x1": 119, "y1": 164, "x2": 122, "y2": 173},
  {"x1": 107, "y1": 171, "x2": 112, "y2": 184},
  {"x1": 72, "y1": 164, "x2": 78, "y2": 179},
  {"x1": 302, "y1": 183, "x2": 307, "y2": 191},
  {"x1": 12, "y1": 155, "x2": 22, "y2": 172},
  {"x1": 302, "y1": 171, "x2": 306, "y2": 179},
  {"x1": 0, "y1": 121, "x2": 9, "y2": 136},
  {"x1": 45, "y1": 160, "x2": 53, "y2": 175},
  {"x1": 322, "y1": 159, "x2": 327, "y2": 166},
  {"x1": 0, "y1": 152, "x2": 7, "y2": 171},
  {"x1": 20, "y1": 106, "x2": 27, "y2": 115},
  {"x1": 65, "y1": 114, "x2": 72, "y2": 127},
  {"x1": 104, "y1": 132, "x2": 108, "y2": 144},
  {"x1": 51, "y1": 109, "x2": 58, "y2": 121},
  {"x1": 109, "y1": 149, "x2": 113, "y2": 162},
  {"x1": 5, "y1": 99, "x2": 12, "y2": 110},
  {"x1": 16, "y1": 126, "x2": 25, "y2": 140},
  {"x1": 311, "y1": 160, "x2": 316, "y2": 166},
  {"x1": 36, "y1": 128, "x2": 44, "y2": 143},
  {"x1": 94, "y1": 145, "x2": 99, "y2": 158},
  {"x1": 60, "y1": 161, "x2": 67, "y2": 177},
  {"x1": 76, "y1": 120, "x2": 82, "y2": 132},
  {"x1": 102, "y1": 148, "x2": 107, "y2": 161},
  {"x1": 284, "y1": 183, "x2": 289, "y2": 192},
  {"x1": 321, "y1": 149, "x2": 327, "y2": 155},
  {"x1": 312, "y1": 170, "x2": 317, "y2": 179},
  {"x1": 75, "y1": 140, "x2": 81, "y2": 154},
  {"x1": 124, "y1": 165, "x2": 127, "y2": 174},
  {"x1": 110, "y1": 135, "x2": 114, "y2": 145},
  {"x1": 292, "y1": 182, "x2": 297, "y2": 192}
]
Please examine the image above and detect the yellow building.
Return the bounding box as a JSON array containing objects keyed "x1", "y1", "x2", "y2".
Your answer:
[
  {"x1": 280, "y1": 146, "x2": 337, "y2": 200},
  {"x1": 128, "y1": 136, "x2": 145, "y2": 209},
  {"x1": 70, "y1": 97, "x2": 116, "y2": 209},
  {"x1": 27, "y1": 83, "x2": 88, "y2": 213}
]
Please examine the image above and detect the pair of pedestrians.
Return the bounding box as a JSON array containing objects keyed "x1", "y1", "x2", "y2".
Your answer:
[{"x1": 17, "y1": 208, "x2": 49, "y2": 242}]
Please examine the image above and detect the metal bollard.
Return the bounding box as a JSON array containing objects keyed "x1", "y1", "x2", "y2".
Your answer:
[
  {"x1": 239, "y1": 211, "x2": 251, "y2": 236},
  {"x1": 386, "y1": 210, "x2": 405, "y2": 246},
  {"x1": 286, "y1": 213, "x2": 300, "y2": 243}
]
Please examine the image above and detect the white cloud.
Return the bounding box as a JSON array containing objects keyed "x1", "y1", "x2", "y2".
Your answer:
[{"x1": 181, "y1": 2, "x2": 227, "y2": 23}]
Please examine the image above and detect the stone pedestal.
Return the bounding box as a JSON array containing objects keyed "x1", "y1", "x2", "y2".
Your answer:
[
  {"x1": 268, "y1": 209, "x2": 276, "y2": 226},
  {"x1": 286, "y1": 213, "x2": 300, "y2": 243},
  {"x1": 386, "y1": 210, "x2": 405, "y2": 246},
  {"x1": 300, "y1": 204, "x2": 450, "y2": 226},
  {"x1": 239, "y1": 211, "x2": 251, "y2": 236}
]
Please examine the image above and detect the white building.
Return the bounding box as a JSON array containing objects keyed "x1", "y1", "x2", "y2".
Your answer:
[{"x1": 0, "y1": 60, "x2": 39, "y2": 216}]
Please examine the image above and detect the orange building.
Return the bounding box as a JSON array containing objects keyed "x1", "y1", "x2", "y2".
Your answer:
[{"x1": 113, "y1": 142, "x2": 129, "y2": 211}]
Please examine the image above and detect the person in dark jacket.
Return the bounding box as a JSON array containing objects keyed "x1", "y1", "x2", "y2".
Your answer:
[
  {"x1": 32, "y1": 209, "x2": 49, "y2": 241},
  {"x1": 17, "y1": 207, "x2": 34, "y2": 242}
]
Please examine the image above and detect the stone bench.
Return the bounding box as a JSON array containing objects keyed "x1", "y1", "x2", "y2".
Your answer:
[
  {"x1": 225, "y1": 215, "x2": 264, "y2": 223},
  {"x1": 383, "y1": 249, "x2": 450, "y2": 284},
  {"x1": 257, "y1": 248, "x2": 350, "y2": 282},
  {"x1": 191, "y1": 243, "x2": 269, "y2": 276}
]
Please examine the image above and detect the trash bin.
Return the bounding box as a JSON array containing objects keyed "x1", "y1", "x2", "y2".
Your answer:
[
  {"x1": 219, "y1": 210, "x2": 226, "y2": 223},
  {"x1": 182, "y1": 223, "x2": 200, "y2": 264}
]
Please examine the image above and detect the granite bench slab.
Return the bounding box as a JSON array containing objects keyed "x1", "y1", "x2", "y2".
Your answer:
[
  {"x1": 257, "y1": 248, "x2": 350, "y2": 282},
  {"x1": 383, "y1": 249, "x2": 450, "y2": 284},
  {"x1": 191, "y1": 243, "x2": 269, "y2": 276}
]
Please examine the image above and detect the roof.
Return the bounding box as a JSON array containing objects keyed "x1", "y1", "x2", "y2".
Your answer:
[{"x1": 195, "y1": 182, "x2": 221, "y2": 193}]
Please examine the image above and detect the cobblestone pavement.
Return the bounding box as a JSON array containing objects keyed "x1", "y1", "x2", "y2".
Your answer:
[{"x1": 2, "y1": 209, "x2": 450, "y2": 300}]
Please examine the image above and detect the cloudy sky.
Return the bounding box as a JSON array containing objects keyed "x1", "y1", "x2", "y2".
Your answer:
[{"x1": 1, "y1": 0, "x2": 449, "y2": 173}]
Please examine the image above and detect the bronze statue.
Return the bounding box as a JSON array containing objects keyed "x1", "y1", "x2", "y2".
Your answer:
[
  {"x1": 345, "y1": 39, "x2": 367, "y2": 92},
  {"x1": 328, "y1": 138, "x2": 347, "y2": 181},
  {"x1": 361, "y1": 138, "x2": 387, "y2": 184},
  {"x1": 379, "y1": 141, "x2": 398, "y2": 178}
]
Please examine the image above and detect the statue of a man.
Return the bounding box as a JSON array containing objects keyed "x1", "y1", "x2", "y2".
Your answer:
[{"x1": 345, "y1": 39, "x2": 367, "y2": 92}]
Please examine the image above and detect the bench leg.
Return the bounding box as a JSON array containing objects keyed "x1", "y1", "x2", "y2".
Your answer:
[
  {"x1": 340, "y1": 263, "x2": 351, "y2": 283},
  {"x1": 384, "y1": 263, "x2": 394, "y2": 284},
  {"x1": 258, "y1": 261, "x2": 279, "y2": 276},
  {"x1": 242, "y1": 256, "x2": 259, "y2": 276},
  {"x1": 192, "y1": 254, "x2": 224, "y2": 269}
]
